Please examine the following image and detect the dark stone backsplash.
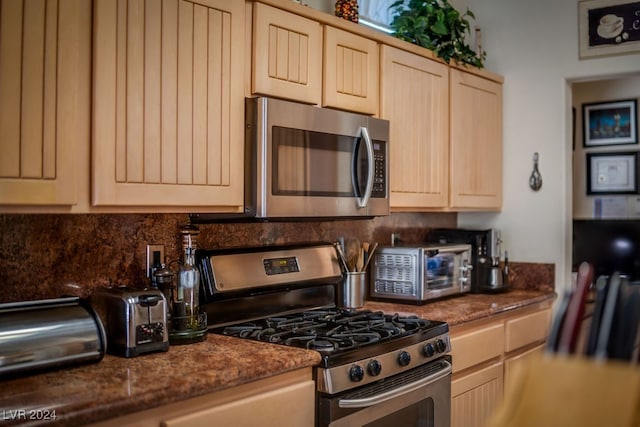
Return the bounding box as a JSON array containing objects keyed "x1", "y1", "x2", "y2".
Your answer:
[{"x1": 0, "y1": 212, "x2": 457, "y2": 303}]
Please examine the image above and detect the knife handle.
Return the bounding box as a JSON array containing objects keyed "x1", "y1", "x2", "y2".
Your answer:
[{"x1": 557, "y1": 262, "x2": 594, "y2": 355}]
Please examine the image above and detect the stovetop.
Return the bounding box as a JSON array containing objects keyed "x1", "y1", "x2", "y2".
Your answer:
[
  {"x1": 213, "y1": 307, "x2": 449, "y2": 368},
  {"x1": 198, "y1": 243, "x2": 451, "y2": 395}
]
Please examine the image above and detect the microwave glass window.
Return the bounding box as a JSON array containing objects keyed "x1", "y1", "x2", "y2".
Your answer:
[
  {"x1": 272, "y1": 126, "x2": 369, "y2": 197},
  {"x1": 425, "y1": 252, "x2": 455, "y2": 290}
]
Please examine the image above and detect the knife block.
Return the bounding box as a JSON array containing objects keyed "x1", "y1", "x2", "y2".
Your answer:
[{"x1": 488, "y1": 355, "x2": 640, "y2": 427}]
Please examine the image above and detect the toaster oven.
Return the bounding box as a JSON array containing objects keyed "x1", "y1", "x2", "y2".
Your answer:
[{"x1": 370, "y1": 244, "x2": 472, "y2": 303}]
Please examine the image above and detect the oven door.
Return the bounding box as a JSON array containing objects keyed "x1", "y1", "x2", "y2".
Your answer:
[{"x1": 317, "y1": 357, "x2": 451, "y2": 427}]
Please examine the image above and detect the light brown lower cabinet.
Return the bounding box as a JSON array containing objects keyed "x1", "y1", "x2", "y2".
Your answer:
[
  {"x1": 450, "y1": 303, "x2": 552, "y2": 427},
  {"x1": 452, "y1": 362, "x2": 504, "y2": 427},
  {"x1": 503, "y1": 343, "x2": 545, "y2": 395},
  {"x1": 87, "y1": 368, "x2": 314, "y2": 427}
]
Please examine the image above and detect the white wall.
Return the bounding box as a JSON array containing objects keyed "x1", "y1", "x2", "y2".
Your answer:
[
  {"x1": 572, "y1": 76, "x2": 640, "y2": 219},
  {"x1": 452, "y1": 0, "x2": 640, "y2": 294}
]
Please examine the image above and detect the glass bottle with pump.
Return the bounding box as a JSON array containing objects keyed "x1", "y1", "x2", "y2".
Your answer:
[
  {"x1": 177, "y1": 240, "x2": 199, "y2": 318},
  {"x1": 175, "y1": 225, "x2": 201, "y2": 332}
]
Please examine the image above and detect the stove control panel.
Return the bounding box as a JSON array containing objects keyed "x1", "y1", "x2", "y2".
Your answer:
[{"x1": 317, "y1": 332, "x2": 452, "y2": 394}]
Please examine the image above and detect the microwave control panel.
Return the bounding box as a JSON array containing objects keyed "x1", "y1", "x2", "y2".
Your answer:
[{"x1": 372, "y1": 141, "x2": 387, "y2": 197}]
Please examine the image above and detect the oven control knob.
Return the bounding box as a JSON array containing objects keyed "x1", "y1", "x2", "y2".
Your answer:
[
  {"x1": 423, "y1": 342, "x2": 435, "y2": 357},
  {"x1": 349, "y1": 365, "x2": 365, "y2": 382},
  {"x1": 397, "y1": 350, "x2": 411, "y2": 367},
  {"x1": 435, "y1": 339, "x2": 447, "y2": 353},
  {"x1": 367, "y1": 359, "x2": 382, "y2": 376}
]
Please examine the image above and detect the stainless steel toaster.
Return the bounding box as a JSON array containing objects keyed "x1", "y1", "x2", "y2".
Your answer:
[{"x1": 91, "y1": 287, "x2": 169, "y2": 357}]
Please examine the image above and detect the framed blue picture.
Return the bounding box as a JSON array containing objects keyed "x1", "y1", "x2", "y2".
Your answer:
[{"x1": 582, "y1": 99, "x2": 637, "y2": 147}]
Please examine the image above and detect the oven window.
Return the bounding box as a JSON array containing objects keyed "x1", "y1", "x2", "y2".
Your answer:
[
  {"x1": 271, "y1": 126, "x2": 368, "y2": 197},
  {"x1": 364, "y1": 397, "x2": 435, "y2": 427},
  {"x1": 425, "y1": 252, "x2": 455, "y2": 290}
]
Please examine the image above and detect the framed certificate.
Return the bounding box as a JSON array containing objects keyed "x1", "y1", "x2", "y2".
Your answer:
[{"x1": 587, "y1": 152, "x2": 638, "y2": 194}]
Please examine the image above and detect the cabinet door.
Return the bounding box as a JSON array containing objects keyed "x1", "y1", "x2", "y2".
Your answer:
[
  {"x1": 252, "y1": 3, "x2": 321, "y2": 105},
  {"x1": 93, "y1": 0, "x2": 244, "y2": 209},
  {"x1": 324, "y1": 26, "x2": 379, "y2": 115},
  {"x1": 380, "y1": 46, "x2": 449, "y2": 209},
  {"x1": 452, "y1": 362, "x2": 503, "y2": 427},
  {"x1": 503, "y1": 343, "x2": 544, "y2": 397},
  {"x1": 449, "y1": 69, "x2": 503, "y2": 210},
  {"x1": 0, "y1": 0, "x2": 90, "y2": 206}
]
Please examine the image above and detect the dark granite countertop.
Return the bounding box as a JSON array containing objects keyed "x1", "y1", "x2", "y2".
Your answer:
[
  {"x1": 0, "y1": 288, "x2": 554, "y2": 426},
  {"x1": 0, "y1": 335, "x2": 321, "y2": 426},
  {"x1": 364, "y1": 289, "x2": 556, "y2": 327}
]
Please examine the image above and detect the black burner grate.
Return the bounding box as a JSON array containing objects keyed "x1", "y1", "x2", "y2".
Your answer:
[{"x1": 218, "y1": 308, "x2": 432, "y2": 353}]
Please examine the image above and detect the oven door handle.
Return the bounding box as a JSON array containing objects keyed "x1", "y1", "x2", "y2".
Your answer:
[{"x1": 337, "y1": 360, "x2": 452, "y2": 409}]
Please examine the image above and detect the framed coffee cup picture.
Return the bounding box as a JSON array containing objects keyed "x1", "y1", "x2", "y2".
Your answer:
[{"x1": 579, "y1": 0, "x2": 640, "y2": 58}]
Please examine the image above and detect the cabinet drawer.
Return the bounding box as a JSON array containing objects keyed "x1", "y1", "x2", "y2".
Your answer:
[
  {"x1": 504, "y1": 308, "x2": 551, "y2": 353},
  {"x1": 161, "y1": 380, "x2": 315, "y2": 427},
  {"x1": 451, "y1": 323, "x2": 504, "y2": 373}
]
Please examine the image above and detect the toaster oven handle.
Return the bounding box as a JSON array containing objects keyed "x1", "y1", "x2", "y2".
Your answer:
[
  {"x1": 354, "y1": 126, "x2": 374, "y2": 208},
  {"x1": 337, "y1": 359, "x2": 452, "y2": 408}
]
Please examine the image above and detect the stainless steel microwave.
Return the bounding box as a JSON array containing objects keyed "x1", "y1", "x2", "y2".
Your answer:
[
  {"x1": 192, "y1": 97, "x2": 390, "y2": 221},
  {"x1": 370, "y1": 244, "x2": 473, "y2": 303}
]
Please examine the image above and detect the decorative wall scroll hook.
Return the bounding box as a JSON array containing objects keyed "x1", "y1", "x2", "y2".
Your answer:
[{"x1": 529, "y1": 152, "x2": 542, "y2": 191}]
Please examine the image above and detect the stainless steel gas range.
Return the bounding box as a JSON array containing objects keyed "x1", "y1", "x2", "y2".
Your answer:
[{"x1": 197, "y1": 243, "x2": 451, "y2": 427}]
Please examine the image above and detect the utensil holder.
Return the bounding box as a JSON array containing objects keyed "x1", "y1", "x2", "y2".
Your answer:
[{"x1": 337, "y1": 272, "x2": 366, "y2": 310}]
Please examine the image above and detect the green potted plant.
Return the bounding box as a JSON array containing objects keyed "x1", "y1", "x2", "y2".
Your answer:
[{"x1": 389, "y1": 0, "x2": 486, "y2": 68}]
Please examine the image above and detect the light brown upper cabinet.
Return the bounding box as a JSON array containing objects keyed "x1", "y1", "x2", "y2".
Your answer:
[
  {"x1": 251, "y1": 3, "x2": 322, "y2": 105},
  {"x1": 323, "y1": 26, "x2": 379, "y2": 115},
  {"x1": 92, "y1": 0, "x2": 245, "y2": 210},
  {"x1": 380, "y1": 45, "x2": 450, "y2": 209},
  {"x1": 382, "y1": 47, "x2": 503, "y2": 212},
  {"x1": 449, "y1": 68, "x2": 503, "y2": 210},
  {"x1": 0, "y1": 0, "x2": 90, "y2": 206},
  {"x1": 251, "y1": 3, "x2": 379, "y2": 115}
]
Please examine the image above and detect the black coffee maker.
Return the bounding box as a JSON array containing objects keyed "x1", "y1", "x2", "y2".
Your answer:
[{"x1": 426, "y1": 228, "x2": 501, "y2": 293}]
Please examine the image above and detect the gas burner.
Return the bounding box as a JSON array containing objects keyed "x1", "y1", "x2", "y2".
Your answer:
[
  {"x1": 216, "y1": 307, "x2": 441, "y2": 357},
  {"x1": 308, "y1": 340, "x2": 335, "y2": 351}
]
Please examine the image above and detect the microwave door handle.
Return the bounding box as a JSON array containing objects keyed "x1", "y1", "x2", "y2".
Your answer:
[{"x1": 354, "y1": 127, "x2": 374, "y2": 208}]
